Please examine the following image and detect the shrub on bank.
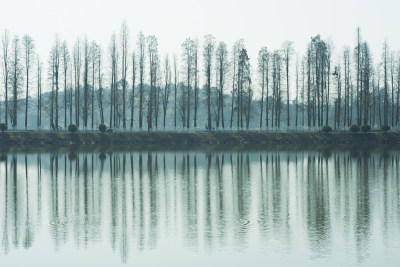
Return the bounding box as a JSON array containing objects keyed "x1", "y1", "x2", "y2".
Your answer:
[
  {"x1": 381, "y1": 125, "x2": 390, "y2": 132},
  {"x1": 68, "y1": 124, "x2": 77, "y2": 134},
  {"x1": 361, "y1": 125, "x2": 371, "y2": 133},
  {"x1": 350, "y1": 125, "x2": 360, "y2": 132},
  {"x1": 322, "y1": 125, "x2": 332, "y2": 132},
  {"x1": 99, "y1": 124, "x2": 107, "y2": 133},
  {"x1": 0, "y1": 123, "x2": 7, "y2": 133}
]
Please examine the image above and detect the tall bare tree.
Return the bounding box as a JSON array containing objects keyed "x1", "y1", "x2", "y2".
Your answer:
[
  {"x1": 271, "y1": 50, "x2": 282, "y2": 129},
  {"x1": 83, "y1": 37, "x2": 89, "y2": 128},
  {"x1": 61, "y1": 41, "x2": 70, "y2": 129},
  {"x1": 203, "y1": 35, "x2": 215, "y2": 129},
  {"x1": 193, "y1": 40, "x2": 199, "y2": 128},
  {"x1": 390, "y1": 51, "x2": 395, "y2": 126},
  {"x1": 216, "y1": 41, "x2": 229, "y2": 128},
  {"x1": 396, "y1": 53, "x2": 400, "y2": 126},
  {"x1": 73, "y1": 38, "x2": 82, "y2": 127},
  {"x1": 22, "y1": 34, "x2": 35, "y2": 129},
  {"x1": 230, "y1": 39, "x2": 244, "y2": 129},
  {"x1": 258, "y1": 47, "x2": 268, "y2": 128},
  {"x1": 90, "y1": 41, "x2": 98, "y2": 129},
  {"x1": 37, "y1": 57, "x2": 42, "y2": 128},
  {"x1": 96, "y1": 44, "x2": 104, "y2": 125},
  {"x1": 137, "y1": 32, "x2": 146, "y2": 129},
  {"x1": 282, "y1": 41, "x2": 293, "y2": 128},
  {"x1": 1, "y1": 30, "x2": 10, "y2": 125},
  {"x1": 130, "y1": 51, "x2": 136, "y2": 128},
  {"x1": 10, "y1": 35, "x2": 23, "y2": 128},
  {"x1": 355, "y1": 27, "x2": 361, "y2": 125},
  {"x1": 181, "y1": 37, "x2": 196, "y2": 128},
  {"x1": 109, "y1": 33, "x2": 118, "y2": 128},
  {"x1": 162, "y1": 55, "x2": 171, "y2": 128},
  {"x1": 173, "y1": 54, "x2": 178, "y2": 128},
  {"x1": 383, "y1": 40, "x2": 389, "y2": 126},
  {"x1": 147, "y1": 35, "x2": 159, "y2": 131},
  {"x1": 295, "y1": 56, "x2": 299, "y2": 127},
  {"x1": 120, "y1": 21, "x2": 129, "y2": 129}
]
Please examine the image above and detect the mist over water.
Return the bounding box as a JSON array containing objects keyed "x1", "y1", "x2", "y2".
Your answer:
[{"x1": 0, "y1": 149, "x2": 399, "y2": 266}]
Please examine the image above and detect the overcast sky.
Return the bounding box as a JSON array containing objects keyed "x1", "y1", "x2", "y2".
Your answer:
[{"x1": 1, "y1": 0, "x2": 399, "y2": 87}]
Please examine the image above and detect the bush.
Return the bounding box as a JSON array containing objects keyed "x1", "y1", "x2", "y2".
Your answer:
[
  {"x1": 361, "y1": 125, "x2": 371, "y2": 133},
  {"x1": 0, "y1": 123, "x2": 7, "y2": 133},
  {"x1": 381, "y1": 125, "x2": 390, "y2": 132},
  {"x1": 99, "y1": 124, "x2": 107, "y2": 133},
  {"x1": 68, "y1": 124, "x2": 78, "y2": 134},
  {"x1": 350, "y1": 125, "x2": 360, "y2": 132},
  {"x1": 322, "y1": 125, "x2": 332, "y2": 132}
]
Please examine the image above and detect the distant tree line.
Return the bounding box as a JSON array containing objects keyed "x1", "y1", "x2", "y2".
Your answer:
[{"x1": 1, "y1": 23, "x2": 399, "y2": 131}]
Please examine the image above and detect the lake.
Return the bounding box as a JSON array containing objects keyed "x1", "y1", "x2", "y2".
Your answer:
[{"x1": 0, "y1": 148, "x2": 399, "y2": 266}]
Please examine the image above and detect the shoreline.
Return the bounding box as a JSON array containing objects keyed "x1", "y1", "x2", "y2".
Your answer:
[{"x1": 1, "y1": 131, "x2": 400, "y2": 149}]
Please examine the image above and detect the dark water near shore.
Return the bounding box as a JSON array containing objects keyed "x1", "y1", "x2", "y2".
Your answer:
[{"x1": 0, "y1": 149, "x2": 399, "y2": 266}]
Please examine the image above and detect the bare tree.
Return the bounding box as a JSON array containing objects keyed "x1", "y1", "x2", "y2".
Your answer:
[
  {"x1": 22, "y1": 34, "x2": 35, "y2": 129},
  {"x1": 397, "y1": 53, "x2": 400, "y2": 126},
  {"x1": 390, "y1": 51, "x2": 394, "y2": 126},
  {"x1": 1, "y1": 30, "x2": 10, "y2": 125},
  {"x1": 130, "y1": 51, "x2": 136, "y2": 128},
  {"x1": 137, "y1": 32, "x2": 146, "y2": 129},
  {"x1": 282, "y1": 41, "x2": 293, "y2": 128},
  {"x1": 230, "y1": 39, "x2": 244, "y2": 129},
  {"x1": 238, "y1": 48, "x2": 251, "y2": 129},
  {"x1": 343, "y1": 47, "x2": 351, "y2": 127},
  {"x1": 147, "y1": 35, "x2": 159, "y2": 131},
  {"x1": 73, "y1": 38, "x2": 82, "y2": 127},
  {"x1": 173, "y1": 54, "x2": 178, "y2": 128},
  {"x1": 193, "y1": 41, "x2": 199, "y2": 128},
  {"x1": 258, "y1": 47, "x2": 268, "y2": 128},
  {"x1": 61, "y1": 41, "x2": 70, "y2": 129},
  {"x1": 120, "y1": 21, "x2": 129, "y2": 129},
  {"x1": 162, "y1": 54, "x2": 171, "y2": 128},
  {"x1": 383, "y1": 40, "x2": 389, "y2": 126},
  {"x1": 96, "y1": 44, "x2": 104, "y2": 125},
  {"x1": 360, "y1": 42, "x2": 372, "y2": 126},
  {"x1": 271, "y1": 50, "x2": 282, "y2": 129},
  {"x1": 295, "y1": 56, "x2": 299, "y2": 127},
  {"x1": 203, "y1": 35, "x2": 215, "y2": 129},
  {"x1": 90, "y1": 41, "x2": 98, "y2": 129},
  {"x1": 37, "y1": 57, "x2": 42, "y2": 128},
  {"x1": 181, "y1": 37, "x2": 196, "y2": 128},
  {"x1": 109, "y1": 33, "x2": 118, "y2": 128},
  {"x1": 83, "y1": 37, "x2": 89, "y2": 128},
  {"x1": 355, "y1": 27, "x2": 361, "y2": 125},
  {"x1": 10, "y1": 35, "x2": 23, "y2": 128},
  {"x1": 216, "y1": 41, "x2": 229, "y2": 128},
  {"x1": 53, "y1": 37, "x2": 60, "y2": 129}
]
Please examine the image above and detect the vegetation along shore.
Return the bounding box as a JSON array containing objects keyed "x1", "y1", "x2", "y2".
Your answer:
[{"x1": 1, "y1": 130, "x2": 400, "y2": 148}]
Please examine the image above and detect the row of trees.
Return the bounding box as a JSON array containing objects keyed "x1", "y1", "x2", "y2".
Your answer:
[{"x1": 1, "y1": 24, "x2": 400, "y2": 131}]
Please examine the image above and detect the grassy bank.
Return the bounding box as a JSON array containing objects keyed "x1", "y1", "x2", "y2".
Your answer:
[{"x1": 1, "y1": 131, "x2": 400, "y2": 148}]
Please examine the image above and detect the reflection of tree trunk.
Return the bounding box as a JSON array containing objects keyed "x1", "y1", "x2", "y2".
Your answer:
[
  {"x1": 138, "y1": 153, "x2": 144, "y2": 249},
  {"x1": 23, "y1": 154, "x2": 33, "y2": 249},
  {"x1": 110, "y1": 153, "x2": 117, "y2": 249},
  {"x1": 12, "y1": 156, "x2": 19, "y2": 247},
  {"x1": 2, "y1": 156, "x2": 9, "y2": 253},
  {"x1": 205, "y1": 153, "x2": 212, "y2": 246},
  {"x1": 121, "y1": 153, "x2": 128, "y2": 262},
  {"x1": 37, "y1": 155, "x2": 42, "y2": 226}
]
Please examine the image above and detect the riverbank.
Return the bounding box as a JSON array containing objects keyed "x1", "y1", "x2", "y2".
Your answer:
[{"x1": 1, "y1": 131, "x2": 400, "y2": 148}]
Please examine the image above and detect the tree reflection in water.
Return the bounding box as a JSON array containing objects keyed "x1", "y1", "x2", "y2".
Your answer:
[{"x1": 0, "y1": 149, "x2": 399, "y2": 264}]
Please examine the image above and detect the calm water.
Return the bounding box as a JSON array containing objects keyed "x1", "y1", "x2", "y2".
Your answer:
[{"x1": 0, "y1": 149, "x2": 399, "y2": 266}]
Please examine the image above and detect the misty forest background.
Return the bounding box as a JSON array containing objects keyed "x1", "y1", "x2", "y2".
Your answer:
[{"x1": 0, "y1": 22, "x2": 399, "y2": 132}]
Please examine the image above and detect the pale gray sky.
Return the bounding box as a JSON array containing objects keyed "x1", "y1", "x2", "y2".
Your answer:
[{"x1": 1, "y1": 0, "x2": 399, "y2": 90}]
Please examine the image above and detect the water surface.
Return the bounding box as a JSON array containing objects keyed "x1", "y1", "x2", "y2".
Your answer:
[{"x1": 0, "y1": 149, "x2": 399, "y2": 266}]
